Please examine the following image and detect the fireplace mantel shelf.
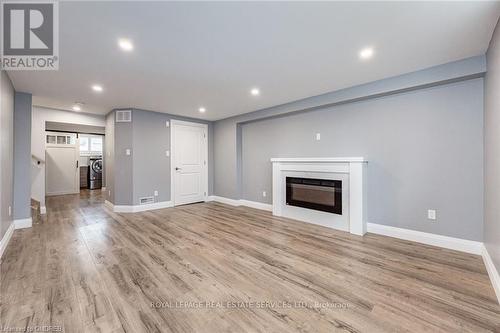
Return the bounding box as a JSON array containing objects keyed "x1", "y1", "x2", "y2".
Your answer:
[{"x1": 271, "y1": 157, "x2": 366, "y2": 163}]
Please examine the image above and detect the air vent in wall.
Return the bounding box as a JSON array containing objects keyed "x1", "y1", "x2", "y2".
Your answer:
[
  {"x1": 116, "y1": 110, "x2": 132, "y2": 122},
  {"x1": 139, "y1": 196, "x2": 155, "y2": 205}
]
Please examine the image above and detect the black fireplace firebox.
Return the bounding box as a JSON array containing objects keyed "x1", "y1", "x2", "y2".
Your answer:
[{"x1": 286, "y1": 177, "x2": 342, "y2": 214}]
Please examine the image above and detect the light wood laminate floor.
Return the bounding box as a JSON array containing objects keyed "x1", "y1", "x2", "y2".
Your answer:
[{"x1": 1, "y1": 190, "x2": 499, "y2": 332}]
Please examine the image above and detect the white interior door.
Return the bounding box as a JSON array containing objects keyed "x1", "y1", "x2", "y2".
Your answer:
[
  {"x1": 172, "y1": 121, "x2": 208, "y2": 206},
  {"x1": 46, "y1": 132, "x2": 79, "y2": 196}
]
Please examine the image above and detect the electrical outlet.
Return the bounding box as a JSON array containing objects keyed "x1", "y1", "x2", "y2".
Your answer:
[
  {"x1": 165, "y1": 150, "x2": 170, "y2": 157},
  {"x1": 166, "y1": 121, "x2": 170, "y2": 128},
  {"x1": 262, "y1": 191, "x2": 267, "y2": 197},
  {"x1": 315, "y1": 133, "x2": 321, "y2": 141},
  {"x1": 154, "y1": 190, "x2": 159, "y2": 196},
  {"x1": 126, "y1": 149, "x2": 131, "y2": 156},
  {"x1": 427, "y1": 209, "x2": 436, "y2": 220}
]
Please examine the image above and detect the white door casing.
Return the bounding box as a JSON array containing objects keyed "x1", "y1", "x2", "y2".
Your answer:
[
  {"x1": 171, "y1": 120, "x2": 208, "y2": 206},
  {"x1": 45, "y1": 132, "x2": 79, "y2": 196}
]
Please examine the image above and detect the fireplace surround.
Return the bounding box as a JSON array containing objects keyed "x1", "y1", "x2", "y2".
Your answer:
[{"x1": 271, "y1": 157, "x2": 367, "y2": 235}]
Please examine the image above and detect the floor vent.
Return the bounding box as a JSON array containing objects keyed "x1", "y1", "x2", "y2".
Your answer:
[
  {"x1": 139, "y1": 196, "x2": 155, "y2": 205},
  {"x1": 116, "y1": 110, "x2": 132, "y2": 122}
]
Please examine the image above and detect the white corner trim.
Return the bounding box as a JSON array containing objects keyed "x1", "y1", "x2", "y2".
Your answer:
[
  {"x1": 207, "y1": 196, "x2": 272, "y2": 211},
  {"x1": 40, "y1": 206, "x2": 47, "y2": 215},
  {"x1": 0, "y1": 222, "x2": 15, "y2": 259},
  {"x1": 367, "y1": 223, "x2": 483, "y2": 255},
  {"x1": 482, "y1": 245, "x2": 500, "y2": 305},
  {"x1": 105, "y1": 200, "x2": 173, "y2": 213},
  {"x1": 14, "y1": 218, "x2": 32, "y2": 229},
  {"x1": 239, "y1": 200, "x2": 272, "y2": 211}
]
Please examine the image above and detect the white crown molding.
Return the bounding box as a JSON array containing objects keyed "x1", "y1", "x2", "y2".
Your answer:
[
  {"x1": 482, "y1": 245, "x2": 500, "y2": 305},
  {"x1": 0, "y1": 222, "x2": 15, "y2": 260},
  {"x1": 367, "y1": 223, "x2": 483, "y2": 255},
  {"x1": 105, "y1": 200, "x2": 173, "y2": 213},
  {"x1": 14, "y1": 218, "x2": 32, "y2": 229}
]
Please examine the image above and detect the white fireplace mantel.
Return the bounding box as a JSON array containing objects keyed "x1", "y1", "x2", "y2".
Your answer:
[{"x1": 271, "y1": 157, "x2": 367, "y2": 236}]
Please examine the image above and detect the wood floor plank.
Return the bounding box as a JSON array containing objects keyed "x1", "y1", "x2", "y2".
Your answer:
[{"x1": 1, "y1": 190, "x2": 499, "y2": 332}]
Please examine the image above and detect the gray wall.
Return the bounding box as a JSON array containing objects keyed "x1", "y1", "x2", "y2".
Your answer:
[
  {"x1": 13, "y1": 92, "x2": 32, "y2": 220},
  {"x1": 213, "y1": 56, "x2": 486, "y2": 241},
  {"x1": 107, "y1": 108, "x2": 214, "y2": 206},
  {"x1": 242, "y1": 79, "x2": 484, "y2": 241},
  {"x1": 105, "y1": 112, "x2": 115, "y2": 203},
  {"x1": 113, "y1": 111, "x2": 133, "y2": 205},
  {"x1": 484, "y1": 18, "x2": 500, "y2": 277},
  {"x1": 132, "y1": 110, "x2": 170, "y2": 204},
  {"x1": 0, "y1": 71, "x2": 15, "y2": 240}
]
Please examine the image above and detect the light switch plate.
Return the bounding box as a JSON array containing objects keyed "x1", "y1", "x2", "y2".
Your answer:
[
  {"x1": 315, "y1": 133, "x2": 321, "y2": 141},
  {"x1": 166, "y1": 150, "x2": 170, "y2": 157},
  {"x1": 126, "y1": 149, "x2": 131, "y2": 156},
  {"x1": 262, "y1": 191, "x2": 267, "y2": 197},
  {"x1": 166, "y1": 121, "x2": 170, "y2": 128},
  {"x1": 427, "y1": 209, "x2": 436, "y2": 220},
  {"x1": 154, "y1": 190, "x2": 158, "y2": 196}
]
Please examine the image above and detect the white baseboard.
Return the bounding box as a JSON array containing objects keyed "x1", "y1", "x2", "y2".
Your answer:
[
  {"x1": 367, "y1": 223, "x2": 483, "y2": 255},
  {"x1": 40, "y1": 206, "x2": 46, "y2": 214},
  {"x1": 0, "y1": 222, "x2": 15, "y2": 259},
  {"x1": 239, "y1": 199, "x2": 273, "y2": 211},
  {"x1": 482, "y1": 245, "x2": 500, "y2": 305},
  {"x1": 207, "y1": 195, "x2": 241, "y2": 206},
  {"x1": 105, "y1": 200, "x2": 173, "y2": 213},
  {"x1": 208, "y1": 196, "x2": 272, "y2": 211},
  {"x1": 14, "y1": 218, "x2": 32, "y2": 229}
]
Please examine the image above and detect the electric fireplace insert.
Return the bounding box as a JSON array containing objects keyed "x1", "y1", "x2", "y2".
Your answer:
[{"x1": 286, "y1": 177, "x2": 342, "y2": 214}]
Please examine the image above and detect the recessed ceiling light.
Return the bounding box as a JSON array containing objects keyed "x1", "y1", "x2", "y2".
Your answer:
[
  {"x1": 72, "y1": 104, "x2": 81, "y2": 111},
  {"x1": 199, "y1": 107, "x2": 206, "y2": 113},
  {"x1": 118, "y1": 38, "x2": 134, "y2": 52},
  {"x1": 359, "y1": 47, "x2": 374, "y2": 60},
  {"x1": 92, "y1": 84, "x2": 103, "y2": 92},
  {"x1": 250, "y1": 88, "x2": 260, "y2": 96}
]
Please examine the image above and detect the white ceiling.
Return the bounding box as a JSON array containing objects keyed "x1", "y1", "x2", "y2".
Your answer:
[{"x1": 8, "y1": 1, "x2": 500, "y2": 121}]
